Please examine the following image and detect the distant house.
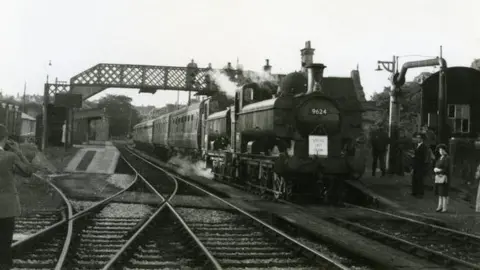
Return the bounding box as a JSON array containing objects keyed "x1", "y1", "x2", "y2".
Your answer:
[
  {"x1": 24, "y1": 103, "x2": 42, "y2": 118},
  {"x1": 20, "y1": 112, "x2": 36, "y2": 142}
]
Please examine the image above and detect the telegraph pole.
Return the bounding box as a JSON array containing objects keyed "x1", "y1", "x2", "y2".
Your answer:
[{"x1": 375, "y1": 55, "x2": 398, "y2": 173}]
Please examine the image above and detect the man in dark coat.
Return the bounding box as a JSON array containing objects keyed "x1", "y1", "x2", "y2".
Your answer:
[
  {"x1": 412, "y1": 132, "x2": 428, "y2": 197},
  {"x1": 369, "y1": 124, "x2": 389, "y2": 177},
  {"x1": 0, "y1": 125, "x2": 33, "y2": 269}
]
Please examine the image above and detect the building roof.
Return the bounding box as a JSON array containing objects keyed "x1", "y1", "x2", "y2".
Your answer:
[{"x1": 21, "y1": 112, "x2": 35, "y2": 121}]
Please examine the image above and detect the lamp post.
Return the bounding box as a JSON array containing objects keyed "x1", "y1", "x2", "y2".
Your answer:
[
  {"x1": 375, "y1": 55, "x2": 398, "y2": 173},
  {"x1": 46, "y1": 60, "x2": 52, "y2": 83},
  {"x1": 42, "y1": 60, "x2": 52, "y2": 151}
]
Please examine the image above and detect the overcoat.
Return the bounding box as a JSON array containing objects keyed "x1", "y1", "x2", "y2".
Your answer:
[{"x1": 0, "y1": 149, "x2": 32, "y2": 218}]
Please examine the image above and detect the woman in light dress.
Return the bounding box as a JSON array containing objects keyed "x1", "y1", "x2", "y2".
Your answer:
[{"x1": 433, "y1": 144, "x2": 450, "y2": 212}]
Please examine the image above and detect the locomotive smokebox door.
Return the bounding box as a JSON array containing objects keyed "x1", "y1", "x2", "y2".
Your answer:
[{"x1": 295, "y1": 96, "x2": 341, "y2": 138}]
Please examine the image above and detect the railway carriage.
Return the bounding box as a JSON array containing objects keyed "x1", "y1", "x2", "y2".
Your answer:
[
  {"x1": 152, "y1": 112, "x2": 172, "y2": 159},
  {"x1": 132, "y1": 119, "x2": 154, "y2": 151},
  {"x1": 167, "y1": 102, "x2": 202, "y2": 158}
]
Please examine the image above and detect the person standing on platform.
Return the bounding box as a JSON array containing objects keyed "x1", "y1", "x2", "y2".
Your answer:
[
  {"x1": 369, "y1": 124, "x2": 389, "y2": 177},
  {"x1": 0, "y1": 124, "x2": 34, "y2": 269},
  {"x1": 433, "y1": 144, "x2": 450, "y2": 212},
  {"x1": 412, "y1": 132, "x2": 428, "y2": 197}
]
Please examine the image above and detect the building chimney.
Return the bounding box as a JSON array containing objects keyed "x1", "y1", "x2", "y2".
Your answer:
[
  {"x1": 306, "y1": 63, "x2": 326, "y2": 94},
  {"x1": 263, "y1": 59, "x2": 272, "y2": 74},
  {"x1": 301, "y1": 41, "x2": 315, "y2": 72}
]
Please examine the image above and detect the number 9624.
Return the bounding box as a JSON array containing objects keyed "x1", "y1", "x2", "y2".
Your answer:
[{"x1": 310, "y1": 108, "x2": 327, "y2": 115}]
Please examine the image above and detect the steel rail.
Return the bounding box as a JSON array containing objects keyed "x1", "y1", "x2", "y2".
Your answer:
[
  {"x1": 329, "y1": 217, "x2": 480, "y2": 269},
  {"x1": 57, "y1": 172, "x2": 140, "y2": 269},
  {"x1": 344, "y1": 203, "x2": 480, "y2": 242},
  {"x1": 11, "y1": 173, "x2": 73, "y2": 270},
  {"x1": 124, "y1": 146, "x2": 349, "y2": 269},
  {"x1": 103, "y1": 153, "x2": 222, "y2": 270},
  {"x1": 13, "y1": 170, "x2": 140, "y2": 269}
]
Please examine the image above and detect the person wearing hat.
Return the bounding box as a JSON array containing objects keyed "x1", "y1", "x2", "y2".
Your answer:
[
  {"x1": 0, "y1": 124, "x2": 33, "y2": 269},
  {"x1": 412, "y1": 132, "x2": 428, "y2": 197}
]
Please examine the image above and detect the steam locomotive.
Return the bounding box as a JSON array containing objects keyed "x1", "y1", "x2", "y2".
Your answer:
[{"x1": 133, "y1": 63, "x2": 366, "y2": 202}]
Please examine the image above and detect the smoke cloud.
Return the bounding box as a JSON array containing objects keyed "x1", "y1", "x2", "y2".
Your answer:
[
  {"x1": 209, "y1": 70, "x2": 238, "y2": 98},
  {"x1": 168, "y1": 155, "x2": 214, "y2": 180}
]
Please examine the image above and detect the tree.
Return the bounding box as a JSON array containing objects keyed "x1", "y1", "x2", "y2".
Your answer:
[
  {"x1": 472, "y1": 59, "x2": 480, "y2": 71},
  {"x1": 97, "y1": 95, "x2": 142, "y2": 137},
  {"x1": 369, "y1": 72, "x2": 429, "y2": 136}
]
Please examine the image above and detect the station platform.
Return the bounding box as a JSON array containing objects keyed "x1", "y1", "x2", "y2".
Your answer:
[
  {"x1": 346, "y1": 169, "x2": 480, "y2": 234},
  {"x1": 64, "y1": 142, "x2": 119, "y2": 174},
  {"x1": 348, "y1": 169, "x2": 477, "y2": 214}
]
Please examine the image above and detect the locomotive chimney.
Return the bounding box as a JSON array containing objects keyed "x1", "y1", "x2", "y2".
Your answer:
[
  {"x1": 263, "y1": 59, "x2": 272, "y2": 74},
  {"x1": 306, "y1": 63, "x2": 327, "y2": 94},
  {"x1": 301, "y1": 41, "x2": 315, "y2": 72}
]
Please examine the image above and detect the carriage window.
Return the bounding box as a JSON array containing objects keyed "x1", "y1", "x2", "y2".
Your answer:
[
  {"x1": 244, "y1": 87, "x2": 254, "y2": 102},
  {"x1": 447, "y1": 104, "x2": 470, "y2": 133}
]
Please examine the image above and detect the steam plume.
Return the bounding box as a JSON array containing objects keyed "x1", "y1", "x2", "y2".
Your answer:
[
  {"x1": 168, "y1": 154, "x2": 213, "y2": 180},
  {"x1": 209, "y1": 70, "x2": 238, "y2": 98}
]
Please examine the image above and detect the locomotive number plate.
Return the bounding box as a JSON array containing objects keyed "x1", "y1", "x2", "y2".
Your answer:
[
  {"x1": 310, "y1": 108, "x2": 328, "y2": 115},
  {"x1": 308, "y1": 135, "x2": 328, "y2": 157}
]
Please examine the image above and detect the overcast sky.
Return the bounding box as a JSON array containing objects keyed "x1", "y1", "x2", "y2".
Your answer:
[{"x1": 1, "y1": 0, "x2": 479, "y2": 107}]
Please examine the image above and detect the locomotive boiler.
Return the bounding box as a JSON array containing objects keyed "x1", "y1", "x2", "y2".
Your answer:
[{"x1": 204, "y1": 63, "x2": 365, "y2": 201}]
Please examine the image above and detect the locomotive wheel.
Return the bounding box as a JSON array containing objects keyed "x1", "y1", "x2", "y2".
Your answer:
[{"x1": 273, "y1": 173, "x2": 292, "y2": 200}]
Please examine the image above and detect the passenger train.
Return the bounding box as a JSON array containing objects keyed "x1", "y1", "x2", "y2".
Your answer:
[{"x1": 133, "y1": 63, "x2": 366, "y2": 203}]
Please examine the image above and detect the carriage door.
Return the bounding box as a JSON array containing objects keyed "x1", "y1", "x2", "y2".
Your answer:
[{"x1": 201, "y1": 101, "x2": 209, "y2": 151}]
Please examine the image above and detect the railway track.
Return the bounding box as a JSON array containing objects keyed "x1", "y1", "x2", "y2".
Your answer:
[
  {"x1": 326, "y1": 204, "x2": 480, "y2": 269},
  {"x1": 11, "y1": 167, "x2": 162, "y2": 269},
  {"x1": 115, "y1": 145, "x2": 362, "y2": 269},
  {"x1": 126, "y1": 143, "x2": 480, "y2": 269},
  {"x1": 63, "y1": 199, "x2": 155, "y2": 269},
  {"x1": 104, "y1": 150, "x2": 224, "y2": 269},
  {"x1": 14, "y1": 210, "x2": 65, "y2": 240},
  {"x1": 11, "y1": 175, "x2": 71, "y2": 270}
]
